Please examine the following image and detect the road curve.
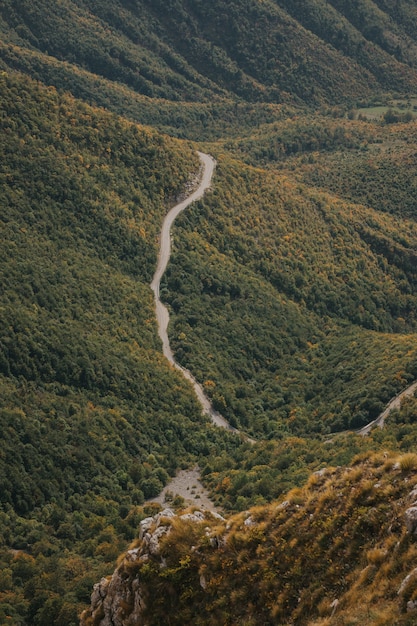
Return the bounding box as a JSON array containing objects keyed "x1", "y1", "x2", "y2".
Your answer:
[
  {"x1": 358, "y1": 380, "x2": 417, "y2": 436},
  {"x1": 150, "y1": 151, "x2": 416, "y2": 442},
  {"x1": 150, "y1": 152, "x2": 236, "y2": 432}
]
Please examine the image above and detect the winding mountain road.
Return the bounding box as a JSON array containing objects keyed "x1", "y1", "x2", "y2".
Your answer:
[
  {"x1": 151, "y1": 152, "x2": 237, "y2": 432},
  {"x1": 357, "y1": 380, "x2": 417, "y2": 436},
  {"x1": 151, "y1": 152, "x2": 416, "y2": 441}
]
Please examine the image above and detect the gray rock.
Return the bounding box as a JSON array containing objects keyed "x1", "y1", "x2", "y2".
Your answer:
[
  {"x1": 276, "y1": 500, "x2": 290, "y2": 511},
  {"x1": 180, "y1": 511, "x2": 205, "y2": 523},
  {"x1": 405, "y1": 507, "x2": 417, "y2": 534},
  {"x1": 91, "y1": 577, "x2": 110, "y2": 606},
  {"x1": 126, "y1": 548, "x2": 140, "y2": 561},
  {"x1": 209, "y1": 511, "x2": 225, "y2": 521},
  {"x1": 209, "y1": 535, "x2": 226, "y2": 549},
  {"x1": 145, "y1": 524, "x2": 171, "y2": 556},
  {"x1": 398, "y1": 568, "x2": 417, "y2": 596},
  {"x1": 407, "y1": 600, "x2": 417, "y2": 612},
  {"x1": 157, "y1": 508, "x2": 176, "y2": 522},
  {"x1": 139, "y1": 517, "x2": 155, "y2": 540},
  {"x1": 81, "y1": 507, "x2": 214, "y2": 625},
  {"x1": 409, "y1": 487, "x2": 417, "y2": 504}
]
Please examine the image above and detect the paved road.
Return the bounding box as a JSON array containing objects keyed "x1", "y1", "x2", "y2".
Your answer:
[{"x1": 151, "y1": 152, "x2": 236, "y2": 432}]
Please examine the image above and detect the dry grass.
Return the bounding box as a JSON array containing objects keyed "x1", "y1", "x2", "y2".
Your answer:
[
  {"x1": 287, "y1": 486, "x2": 305, "y2": 505},
  {"x1": 85, "y1": 453, "x2": 417, "y2": 626},
  {"x1": 398, "y1": 453, "x2": 417, "y2": 472},
  {"x1": 366, "y1": 547, "x2": 386, "y2": 566}
]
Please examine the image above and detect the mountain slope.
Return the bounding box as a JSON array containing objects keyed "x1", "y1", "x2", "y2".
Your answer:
[
  {"x1": 80, "y1": 451, "x2": 417, "y2": 626},
  {"x1": 163, "y1": 142, "x2": 417, "y2": 436},
  {"x1": 2, "y1": 1, "x2": 417, "y2": 624},
  {"x1": 0, "y1": 70, "x2": 242, "y2": 625},
  {"x1": 2, "y1": 0, "x2": 417, "y2": 113}
]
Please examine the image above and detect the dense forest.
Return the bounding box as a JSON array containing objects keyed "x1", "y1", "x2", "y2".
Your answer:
[
  {"x1": 0, "y1": 72, "x2": 240, "y2": 624},
  {"x1": 1, "y1": 1, "x2": 417, "y2": 624},
  {"x1": 2, "y1": 0, "x2": 417, "y2": 135}
]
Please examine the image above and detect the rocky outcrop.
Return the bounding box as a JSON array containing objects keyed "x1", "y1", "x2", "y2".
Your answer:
[
  {"x1": 80, "y1": 545, "x2": 148, "y2": 626},
  {"x1": 79, "y1": 508, "x2": 224, "y2": 626},
  {"x1": 80, "y1": 459, "x2": 417, "y2": 626}
]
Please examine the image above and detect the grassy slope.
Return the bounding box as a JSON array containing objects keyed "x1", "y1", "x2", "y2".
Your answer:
[{"x1": 81, "y1": 449, "x2": 417, "y2": 626}]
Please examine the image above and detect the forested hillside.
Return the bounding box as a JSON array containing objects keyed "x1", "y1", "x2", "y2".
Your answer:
[
  {"x1": 0, "y1": 71, "x2": 242, "y2": 624},
  {"x1": 2, "y1": 1, "x2": 417, "y2": 624},
  {"x1": 2, "y1": 0, "x2": 417, "y2": 132},
  {"x1": 165, "y1": 143, "x2": 417, "y2": 436}
]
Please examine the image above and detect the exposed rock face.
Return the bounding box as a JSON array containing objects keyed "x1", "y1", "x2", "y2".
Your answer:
[
  {"x1": 81, "y1": 547, "x2": 147, "y2": 626},
  {"x1": 80, "y1": 462, "x2": 417, "y2": 626},
  {"x1": 80, "y1": 508, "x2": 222, "y2": 626}
]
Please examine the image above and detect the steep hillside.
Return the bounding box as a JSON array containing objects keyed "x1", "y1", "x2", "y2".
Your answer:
[
  {"x1": 0, "y1": 71, "x2": 242, "y2": 625},
  {"x1": 2, "y1": 0, "x2": 417, "y2": 120},
  {"x1": 164, "y1": 136, "x2": 417, "y2": 436},
  {"x1": 80, "y1": 451, "x2": 417, "y2": 626},
  {"x1": 2, "y1": 1, "x2": 417, "y2": 624}
]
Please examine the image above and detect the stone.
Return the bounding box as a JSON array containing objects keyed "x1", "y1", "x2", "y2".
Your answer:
[
  {"x1": 180, "y1": 511, "x2": 205, "y2": 523},
  {"x1": 91, "y1": 577, "x2": 110, "y2": 606},
  {"x1": 407, "y1": 600, "x2": 417, "y2": 612},
  {"x1": 80, "y1": 507, "x2": 213, "y2": 626},
  {"x1": 126, "y1": 548, "x2": 140, "y2": 561},
  {"x1": 210, "y1": 511, "x2": 226, "y2": 521},
  {"x1": 398, "y1": 568, "x2": 417, "y2": 596},
  {"x1": 157, "y1": 508, "x2": 176, "y2": 522},
  {"x1": 145, "y1": 524, "x2": 171, "y2": 556},
  {"x1": 209, "y1": 535, "x2": 226, "y2": 549},
  {"x1": 408, "y1": 486, "x2": 417, "y2": 504},
  {"x1": 276, "y1": 500, "x2": 290, "y2": 511},
  {"x1": 139, "y1": 517, "x2": 155, "y2": 540},
  {"x1": 405, "y1": 507, "x2": 417, "y2": 534}
]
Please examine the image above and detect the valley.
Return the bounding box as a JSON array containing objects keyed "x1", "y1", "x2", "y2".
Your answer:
[
  {"x1": 1, "y1": 1, "x2": 417, "y2": 624},
  {"x1": 150, "y1": 151, "x2": 232, "y2": 431}
]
